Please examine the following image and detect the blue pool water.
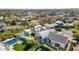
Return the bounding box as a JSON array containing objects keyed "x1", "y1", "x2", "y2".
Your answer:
[
  {"x1": 21, "y1": 34, "x2": 30, "y2": 39},
  {"x1": 5, "y1": 39, "x2": 17, "y2": 45}
]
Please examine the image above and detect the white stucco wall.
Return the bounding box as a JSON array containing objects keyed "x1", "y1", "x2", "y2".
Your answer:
[{"x1": 51, "y1": 40, "x2": 68, "y2": 49}]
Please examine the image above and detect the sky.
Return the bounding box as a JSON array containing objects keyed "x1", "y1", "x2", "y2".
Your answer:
[{"x1": 0, "y1": 0, "x2": 79, "y2": 9}]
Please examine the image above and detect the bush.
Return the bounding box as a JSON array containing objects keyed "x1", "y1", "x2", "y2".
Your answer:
[
  {"x1": 24, "y1": 42, "x2": 34, "y2": 51},
  {"x1": 31, "y1": 33, "x2": 35, "y2": 36},
  {"x1": 55, "y1": 28, "x2": 62, "y2": 32},
  {"x1": 72, "y1": 42, "x2": 76, "y2": 47},
  {"x1": 69, "y1": 44, "x2": 73, "y2": 51}
]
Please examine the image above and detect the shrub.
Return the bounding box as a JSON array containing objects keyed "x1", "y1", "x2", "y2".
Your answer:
[
  {"x1": 55, "y1": 28, "x2": 62, "y2": 32},
  {"x1": 69, "y1": 44, "x2": 73, "y2": 51}
]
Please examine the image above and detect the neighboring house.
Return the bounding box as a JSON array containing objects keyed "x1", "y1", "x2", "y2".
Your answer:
[
  {"x1": 35, "y1": 29, "x2": 56, "y2": 41},
  {"x1": 55, "y1": 20, "x2": 75, "y2": 28},
  {"x1": 55, "y1": 20, "x2": 64, "y2": 27},
  {"x1": 55, "y1": 20, "x2": 64, "y2": 25},
  {"x1": 0, "y1": 16, "x2": 3, "y2": 20},
  {"x1": 0, "y1": 22, "x2": 4, "y2": 31},
  {"x1": 66, "y1": 17, "x2": 76, "y2": 22},
  {"x1": 45, "y1": 23, "x2": 55, "y2": 29},
  {"x1": 34, "y1": 25, "x2": 46, "y2": 32},
  {"x1": 21, "y1": 16, "x2": 29, "y2": 21},
  {"x1": 25, "y1": 29, "x2": 32, "y2": 34},
  {"x1": 43, "y1": 32, "x2": 68, "y2": 49},
  {"x1": 65, "y1": 23, "x2": 75, "y2": 28}
]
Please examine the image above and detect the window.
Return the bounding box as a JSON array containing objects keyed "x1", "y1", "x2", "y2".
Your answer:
[{"x1": 55, "y1": 43, "x2": 60, "y2": 47}]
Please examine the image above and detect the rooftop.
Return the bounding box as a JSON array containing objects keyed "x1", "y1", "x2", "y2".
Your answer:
[
  {"x1": 47, "y1": 32, "x2": 68, "y2": 44},
  {"x1": 0, "y1": 22, "x2": 4, "y2": 27}
]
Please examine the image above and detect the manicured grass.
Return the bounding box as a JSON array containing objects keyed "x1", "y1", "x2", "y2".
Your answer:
[
  {"x1": 28, "y1": 45, "x2": 39, "y2": 51},
  {"x1": 13, "y1": 43, "x2": 25, "y2": 51},
  {"x1": 69, "y1": 28, "x2": 78, "y2": 32},
  {"x1": 41, "y1": 44, "x2": 56, "y2": 51},
  {"x1": 13, "y1": 42, "x2": 34, "y2": 51},
  {"x1": 29, "y1": 34, "x2": 35, "y2": 38}
]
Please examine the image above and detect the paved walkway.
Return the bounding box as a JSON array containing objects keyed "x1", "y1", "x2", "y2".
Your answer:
[{"x1": 66, "y1": 42, "x2": 71, "y2": 51}]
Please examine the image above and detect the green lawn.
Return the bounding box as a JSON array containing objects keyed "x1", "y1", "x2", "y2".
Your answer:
[
  {"x1": 42, "y1": 44, "x2": 56, "y2": 51},
  {"x1": 13, "y1": 43, "x2": 25, "y2": 51},
  {"x1": 69, "y1": 28, "x2": 78, "y2": 32},
  {"x1": 28, "y1": 45, "x2": 39, "y2": 51},
  {"x1": 14, "y1": 42, "x2": 34, "y2": 51}
]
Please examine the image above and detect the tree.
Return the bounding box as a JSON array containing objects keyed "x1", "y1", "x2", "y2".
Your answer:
[
  {"x1": 24, "y1": 42, "x2": 34, "y2": 51},
  {"x1": 11, "y1": 20, "x2": 16, "y2": 25},
  {"x1": 31, "y1": 33, "x2": 35, "y2": 36},
  {"x1": 74, "y1": 31, "x2": 79, "y2": 44},
  {"x1": 3, "y1": 17, "x2": 11, "y2": 25},
  {"x1": 75, "y1": 22, "x2": 79, "y2": 30}
]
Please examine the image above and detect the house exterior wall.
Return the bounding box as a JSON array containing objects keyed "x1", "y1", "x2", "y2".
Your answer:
[
  {"x1": 0, "y1": 27, "x2": 3, "y2": 31},
  {"x1": 49, "y1": 39, "x2": 67, "y2": 49}
]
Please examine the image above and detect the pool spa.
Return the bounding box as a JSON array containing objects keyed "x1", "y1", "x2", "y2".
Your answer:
[{"x1": 21, "y1": 34, "x2": 34, "y2": 39}]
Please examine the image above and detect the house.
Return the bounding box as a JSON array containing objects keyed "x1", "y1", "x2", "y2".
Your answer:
[
  {"x1": 35, "y1": 28, "x2": 69, "y2": 49},
  {"x1": 45, "y1": 23, "x2": 55, "y2": 29},
  {"x1": 25, "y1": 29, "x2": 32, "y2": 34},
  {"x1": 62, "y1": 30, "x2": 73, "y2": 36},
  {"x1": 0, "y1": 16, "x2": 3, "y2": 20},
  {"x1": 55, "y1": 20, "x2": 75, "y2": 28},
  {"x1": 66, "y1": 17, "x2": 76, "y2": 22},
  {"x1": 65, "y1": 23, "x2": 75, "y2": 28},
  {"x1": 55, "y1": 20, "x2": 64, "y2": 26},
  {"x1": 43, "y1": 32, "x2": 68, "y2": 49},
  {"x1": 0, "y1": 22, "x2": 4, "y2": 32},
  {"x1": 35, "y1": 29, "x2": 56, "y2": 41},
  {"x1": 21, "y1": 16, "x2": 29, "y2": 21},
  {"x1": 34, "y1": 25, "x2": 46, "y2": 32}
]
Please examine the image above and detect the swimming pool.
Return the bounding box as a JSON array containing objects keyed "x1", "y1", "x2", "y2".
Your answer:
[
  {"x1": 5, "y1": 39, "x2": 17, "y2": 45},
  {"x1": 21, "y1": 34, "x2": 34, "y2": 39}
]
